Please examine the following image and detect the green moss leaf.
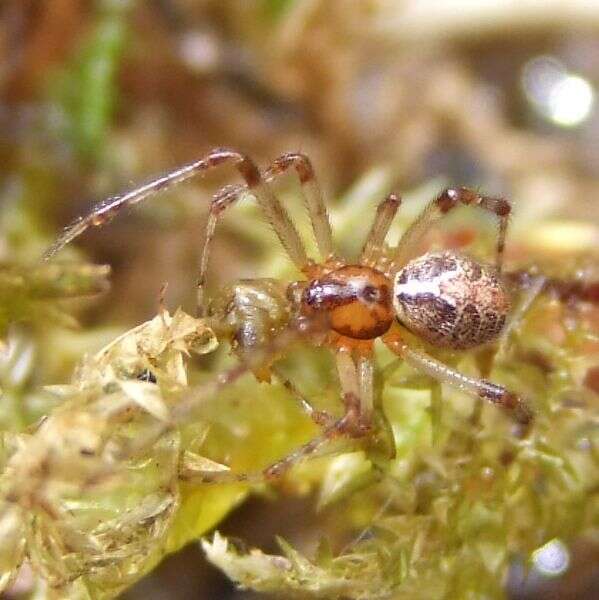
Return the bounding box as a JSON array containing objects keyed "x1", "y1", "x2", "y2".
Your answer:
[{"x1": 49, "y1": 3, "x2": 131, "y2": 162}]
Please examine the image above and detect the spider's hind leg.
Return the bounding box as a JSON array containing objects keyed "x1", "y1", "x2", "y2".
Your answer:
[
  {"x1": 382, "y1": 325, "x2": 533, "y2": 427},
  {"x1": 393, "y1": 187, "x2": 512, "y2": 273}
]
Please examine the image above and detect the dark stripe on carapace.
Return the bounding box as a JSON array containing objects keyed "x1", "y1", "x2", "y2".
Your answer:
[
  {"x1": 302, "y1": 265, "x2": 394, "y2": 340},
  {"x1": 304, "y1": 280, "x2": 358, "y2": 310}
]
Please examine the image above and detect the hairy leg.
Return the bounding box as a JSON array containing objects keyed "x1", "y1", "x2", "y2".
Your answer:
[
  {"x1": 192, "y1": 345, "x2": 374, "y2": 484},
  {"x1": 356, "y1": 354, "x2": 375, "y2": 421},
  {"x1": 42, "y1": 148, "x2": 308, "y2": 277},
  {"x1": 393, "y1": 187, "x2": 512, "y2": 272},
  {"x1": 496, "y1": 273, "x2": 546, "y2": 359},
  {"x1": 251, "y1": 348, "x2": 374, "y2": 480},
  {"x1": 198, "y1": 152, "x2": 338, "y2": 313},
  {"x1": 264, "y1": 153, "x2": 335, "y2": 261},
  {"x1": 360, "y1": 193, "x2": 401, "y2": 268},
  {"x1": 271, "y1": 364, "x2": 336, "y2": 427},
  {"x1": 382, "y1": 326, "x2": 532, "y2": 425},
  {"x1": 197, "y1": 183, "x2": 249, "y2": 314},
  {"x1": 190, "y1": 406, "x2": 360, "y2": 485}
]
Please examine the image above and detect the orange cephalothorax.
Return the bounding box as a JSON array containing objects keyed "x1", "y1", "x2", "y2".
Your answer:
[{"x1": 302, "y1": 265, "x2": 394, "y2": 339}]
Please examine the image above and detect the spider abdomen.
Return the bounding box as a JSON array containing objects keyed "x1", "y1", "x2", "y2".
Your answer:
[{"x1": 393, "y1": 251, "x2": 510, "y2": 349}]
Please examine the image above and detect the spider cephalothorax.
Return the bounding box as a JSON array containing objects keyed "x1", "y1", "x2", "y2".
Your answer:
[
  {"x1": 44, "y1": 149, "x2": 533, "y2": 483},
  {"x1": 301, "y1": 265, "x2": 394, "y2": 340}
]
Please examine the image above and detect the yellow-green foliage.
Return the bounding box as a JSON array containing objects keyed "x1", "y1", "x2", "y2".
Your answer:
[
  {"x1": 0, "y1": 309, "x2": 221, "y2": 598},
  {"x1": 1, "y1": 2, "x2": 596, "y2": 596},
  {"x1": 48, "y1": 1, "x2": 131, "y2": 163},
  {"x1": 203, "y1": 286, "x2": 598, "y2": 599},
  {"x1": 0, "y1": 171, "x2": 597, "y2": 599}
]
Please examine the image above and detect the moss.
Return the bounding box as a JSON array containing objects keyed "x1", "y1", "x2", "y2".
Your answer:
[
  {"x1": 48, "y1": 1, "x2": 131, "y2": 164},
  {"x1": 1, "y1": 166, "x2": 598, "y2": 598}
]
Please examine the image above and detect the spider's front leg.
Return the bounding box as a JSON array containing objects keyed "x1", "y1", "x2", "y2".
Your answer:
[
  {"x1": 42, "y1": 148, "x2": 312, "y2": 313},
  {"x1": 382, "y1": 325, "x2": 533, "y2": 426},
  {"x1": 197, "y1": 152, "x2": 337, "y2": 315}
]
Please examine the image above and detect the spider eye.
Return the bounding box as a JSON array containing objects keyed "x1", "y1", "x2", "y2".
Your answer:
[{"x1": 361, "y1": 285, "x2": 380, "y2": 302}]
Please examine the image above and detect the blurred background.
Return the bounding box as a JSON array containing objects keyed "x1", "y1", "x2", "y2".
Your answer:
[{"x1": 1, "y1": 1, "x2": 598, "y2": 598}]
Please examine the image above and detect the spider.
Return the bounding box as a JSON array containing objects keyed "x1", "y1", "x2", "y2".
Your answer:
[{"x1": 44, "y1": 149, "x2": 533, "y2": 482}]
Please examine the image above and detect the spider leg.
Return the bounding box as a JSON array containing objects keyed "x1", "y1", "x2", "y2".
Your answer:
[
  {"x1": 260, "y1": 346, "x2": 376, "y2": 478},
  {"x1": 197, "y1": 183, "x2": 248, "y2": 314},
  {"x1": 271, "y1": 364, "x2": 336, "y2": 427},
  {"x1": 393, "y1": 187, "x2": 512, "y2": 273},
  {"x1": 190, "y1": 408, "x2": 360, "y2": 485},
  {"x1": 195, "y1": 345, "x2": 375, "y2": 484},
  {"x1": 382, "y1": 326, "x2": 533, "y2": 426},
  {"x1": 356, "y1": 353, "x2": 374, "y2": 421},
  {"x1": 197, "y1": 181, "x2": 313, "y2": 315},
  {"x1": 360, "y1": 193, "x2": 401, "y2": 268},
  {"x1": 335, "y1": 347, "x2": 375, "y2": 430},
  {"x1": 43, "y1": 148, "x2": 308, "y2": 274},
  {"x1": 496, "y1": 273, "x2": 546, "y2": 359},
  {"x1": 198, "y1": 153, "x2": 338, "y2": 313},
  {"x1": 255, "y1": 348, "x2": 374, "y2": 480},
  {"x1": 264, "y1": 153, "x2": 335, "y2": 261},
  {"x1": 259, "y1": 412, "x2": 358, "y2": 480}
]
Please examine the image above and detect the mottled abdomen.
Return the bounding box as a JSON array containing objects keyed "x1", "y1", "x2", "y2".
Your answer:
[{"x1": 393, "y1": 251, "x2": 510, "y2": 349}]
